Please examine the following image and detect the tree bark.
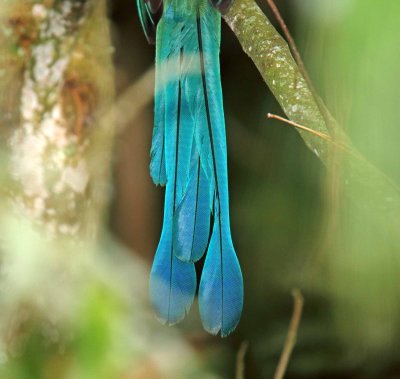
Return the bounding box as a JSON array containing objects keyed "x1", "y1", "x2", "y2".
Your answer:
[{"x1": 1, "y1": 0, "x2": 115, "y2": 241}]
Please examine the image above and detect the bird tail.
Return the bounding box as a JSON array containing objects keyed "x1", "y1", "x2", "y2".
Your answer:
[
  {"x1": 149, "y1": 5, "x2": 243, "y2": 334},
  {"x1": 193, "y1": 12, "x2": 243, "y2": 337}
]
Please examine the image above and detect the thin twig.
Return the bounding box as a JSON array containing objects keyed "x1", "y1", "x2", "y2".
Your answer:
[
  {"x1": 267, "y1": 113, "x2": 331, "y2": 141},
  {"x1": 265, "y1": 0, "x2": 339, "y2": 136},
  {"x1": 236, "y1": 341, "x2": 249, "y2": 379},
  {"x1": 265, "y1": 0, "x2": 312, "y2": 89},
  {"x1": 273, "y1": 289, "x2": 304, "y2": 379},
  {"x1": 267, "y1": 113, "x2": 361, "y2": 159}
]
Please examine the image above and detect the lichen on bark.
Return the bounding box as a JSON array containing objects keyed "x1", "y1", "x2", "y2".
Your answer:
[{"x1": 2, "y1": 0, "x2": 115, "y2": 240}]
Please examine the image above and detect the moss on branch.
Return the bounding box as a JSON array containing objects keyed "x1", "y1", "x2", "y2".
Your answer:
[
  {"x1": 2, "y1": 0, "x2": 115, "y2": 240},
  {"x1": 223, "y1": 0, "x2": 400, "y2": 229}
]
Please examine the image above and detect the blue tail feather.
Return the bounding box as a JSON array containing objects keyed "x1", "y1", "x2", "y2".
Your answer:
[
  {"x1": 150, "y1": 229, "x2": 197, "y2": 325},
  {"x1": 173, "y1": 157, "x2": 212, "y2": 262},
  {"x1": 149, "y1": 120, "x2": 166, "y2": 186},
  {"x1": 150, "y1": 24, "x2": 167, "y2": 186},
  {"x1": 149, "y1": 20, "x2": 198, "y2": 324},
  {"x1": 199, "y1": 208, "x2": 243, "y2": 336},
  {"x1": 195, "y1": 11, "x2": 244, "y2": 337},
  {"x1": 148, "y1": 2, "x2": 243, "y2": 335}
]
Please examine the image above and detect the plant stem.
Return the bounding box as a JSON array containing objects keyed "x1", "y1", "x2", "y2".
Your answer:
[{"x1": 273, "y1": 290, "x2": 304, "y2": 379}]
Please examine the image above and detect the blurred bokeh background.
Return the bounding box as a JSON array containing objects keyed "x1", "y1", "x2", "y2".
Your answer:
[{"x1": 1, "y1": 0, "x2": 400, "y2": 378}]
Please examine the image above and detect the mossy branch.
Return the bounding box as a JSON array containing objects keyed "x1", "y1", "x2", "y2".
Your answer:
[
  {"x1": 1, "y1": 0, "x2": 115, "y2": 240},
  {"x1": 223, "y1": 0, "x2": 400, "y2": 230}
]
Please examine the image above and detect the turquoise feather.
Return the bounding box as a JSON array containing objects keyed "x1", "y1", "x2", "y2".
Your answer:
[
  {"x1": 149, "y1": 16, "x2": 198, "y2": 324},
  {"x1": 173, "y1": 156, "x2": 212, "y2": 262},
  {"x1": 195, "y1": 10, "x2": 243, "y2": 336},
  {"x1": 143, "y1": 0, "x2": 243, "y2": 336},
  {"x1": 149, "y1": 35, "x2": 167, "y2": 186}
]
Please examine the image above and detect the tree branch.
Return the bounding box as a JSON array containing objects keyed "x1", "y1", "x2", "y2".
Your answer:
[
  {"x1": 223, "y1": 0, "x2": 400, "y2": 230},
  {"x1": 2, "y1": 0, "x2": 115, "y2": 240}
]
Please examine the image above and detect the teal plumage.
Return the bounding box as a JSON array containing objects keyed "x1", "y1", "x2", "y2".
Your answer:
[
  {"x1": 173, "y1": 156, "x2": 212, "y2": 262},
  {"x1": 150, "y1": 27, "x2": 167, "y2": 185},
  {"x1": 138, "y1": 0, "x2": 243, "y2": 336}
]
